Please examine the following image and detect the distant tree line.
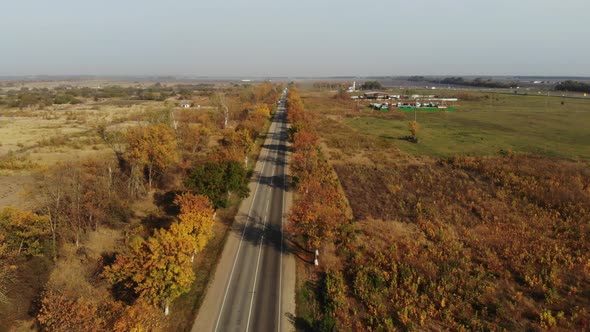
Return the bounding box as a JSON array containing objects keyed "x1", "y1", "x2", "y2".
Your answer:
[
  {"x1": 407, "y1": 76, "x2": 426, "y2": 82},
  {"x1": 0, "y1": 83, "x2": 216, "y2": 109},
  {"x1": 555, "y1": 80, "x2": 590, "y2": 93},
  {"x1": 359, "y1": 81, "x2": 383, "y2": 90},
  {"x1": 312, "y1": 82, "x2": 347, "y2": 90},
  {"x1": 409, "y1": 76, "x2": 517, "y2": 89}
]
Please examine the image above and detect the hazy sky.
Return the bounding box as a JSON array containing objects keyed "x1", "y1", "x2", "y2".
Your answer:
[{"x1": 1, "y1": 0, "x2": 589, "y2": 77}]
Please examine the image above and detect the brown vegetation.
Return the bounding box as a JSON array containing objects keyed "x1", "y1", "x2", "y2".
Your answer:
[
  {"x1": 333, "y1": 155, "x2": 590, "y2": 330},
  {"x1": 292, "y1": 88, "x2": 590, "y2": 331}
]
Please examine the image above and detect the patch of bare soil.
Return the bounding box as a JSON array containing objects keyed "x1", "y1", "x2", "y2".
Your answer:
[{"x1": 0, "y1": 174, "x2": 33, "y2": 209}]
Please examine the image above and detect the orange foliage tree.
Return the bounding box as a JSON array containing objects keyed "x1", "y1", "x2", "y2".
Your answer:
[
  {"x1": 286, "y1": 88, "x2": 349, "y2": 262},
  {"x1": 103, "y1": 228, "x2": 194, "y2": 316},
  {"x1": 112, "y1": 298, "x2": 162, "y2": 332},
  {"x1": 37, "y1": 291, "x2": 113, "y2": 332},
  {"x1": 177, "y1": 123, "x2": 210, "y2": 156}
]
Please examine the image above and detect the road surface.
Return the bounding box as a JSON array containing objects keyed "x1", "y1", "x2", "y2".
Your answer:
[{"x1": 193, "y1": 90, "x2": 295, "y2": 332}]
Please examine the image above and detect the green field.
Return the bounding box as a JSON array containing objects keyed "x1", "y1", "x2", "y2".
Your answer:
[{"x1": 346, "y1": 94, "x2": 590, "y2": 159}]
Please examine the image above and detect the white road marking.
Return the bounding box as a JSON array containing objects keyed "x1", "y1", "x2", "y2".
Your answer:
[
  {"x1": 245, "y1": 215, "x2": 267, "y2": 332},
  {"x1": 245, "y1": 110, "x2": 282, "y2": 332},
  {"x1": 278, "y1": 123, "x2": 287, "y2": 332}
]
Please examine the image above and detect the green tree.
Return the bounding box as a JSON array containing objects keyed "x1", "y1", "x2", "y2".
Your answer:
[
  {"x1": 360, "y1": 81, "x2": 383, "y2": 90},
  {"x1": 185, "y1": 159, "x2": 250, "y2": 208}
]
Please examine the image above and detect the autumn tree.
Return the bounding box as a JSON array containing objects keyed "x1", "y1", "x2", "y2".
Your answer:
[
  {"x1": 34, "y1": 164, "x2": 70, "y2": 261},
  {"x1": 286, "y1": 88, "x2": 316, "y2": 138},
  {"x1": 252, "y1": 103, "x2": 271, "y2": 119},
  {"x1": 0, "y1": 207, "x2": 49, "y2": 256},
  {"x1": 112, "y1": 298, "x2": 162, "y2": 332},
  {"x1": 125, "y1": 124, "x2": 178, "y2": 191},
  {"x1": 408, "y1": 120, "x2": 420, "y2": 142},
  {"x1": 288, "y1": 165, "x2": 346, "y2": 256},
  {"x1": 177, "y1": 123, "x2": 210, "y2": 156},
  {"x1": 286, "y1": 88, "x2": 349, "y2": 265},
  {"x1": 290, "y1": 129, "x2": 321, "y2": 185},
  {"x1": 77, "y1": 159, "x2": 118, "y2": 231},
  {"x1": 219, "y1": 128, "x2": 254, "y2": 166},
  {"x1": 237, "y1": 103, "x2": 271, "y2": 138},
  {"x1": 172, "y1": 193, "x2": 216, "y2": 262},
  {"x1": 240, "y1": 82, "x2": 282, "y2": 111},
  {"x1": 211, "y1": 93, "x2": 230, "y2": 129},
  {"x1": 37, "y1": 291, "x2": 108, "y2": 332},
  {"x1": 185, "y1": 159, "x2": 250, "y2": 209},
  {"x1": 34, "y1": 160, "x2": 123, "y2": 254},
  {"x1": 103, "y1": 229, "x2": 194, "y2": 315},
  {"x1": 0, "y1": 234, "x2": 13, "y2": 304}
]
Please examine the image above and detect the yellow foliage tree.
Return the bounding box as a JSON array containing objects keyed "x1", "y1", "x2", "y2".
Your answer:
[
  {"x1": 125, "y1": 124, "x2": 178, "y2": 190},
  {"x1": 252, "y1": 104, "x2": 271, "y2": 119},
  {"x1": 0, "y1": 207, "x2": 49, "y2": 256},
  {"x1": 219, "y1": 128, "x2": 254, "y2": 166},
  {"x1": 172, "y1": 193, "x2": 216, "y2": 262},
  {"x1": 0, "y1": 234, "x2": 12, "y2": 304},
  {"x1": 408, "y1": 121, "x2": 420, "y2": 142}
]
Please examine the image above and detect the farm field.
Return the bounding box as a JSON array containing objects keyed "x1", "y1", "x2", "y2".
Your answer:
[
  {"x1": 345, "y1": 105, "x2": 590, "y2": 159},
  {"x1": 292, "y1": 87, "x2": 590, "y2": 330},
  {"x1": 305, "y1": 88, "x2": 590, "y2": 159}
]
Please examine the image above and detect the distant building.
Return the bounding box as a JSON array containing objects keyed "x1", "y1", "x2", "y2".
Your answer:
[{"x1": 179, "y1": 101, "x2": 192, "y2": 108}]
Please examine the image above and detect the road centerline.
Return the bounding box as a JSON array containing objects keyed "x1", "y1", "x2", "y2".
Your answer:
[{"x1": 245, "y1": 118, "x2": 280, "y2": 331}]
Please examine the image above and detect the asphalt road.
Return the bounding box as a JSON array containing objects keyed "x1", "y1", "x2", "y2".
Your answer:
[{"x1": 193, "y1": 91, "x2": 291, "y2": 332}]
